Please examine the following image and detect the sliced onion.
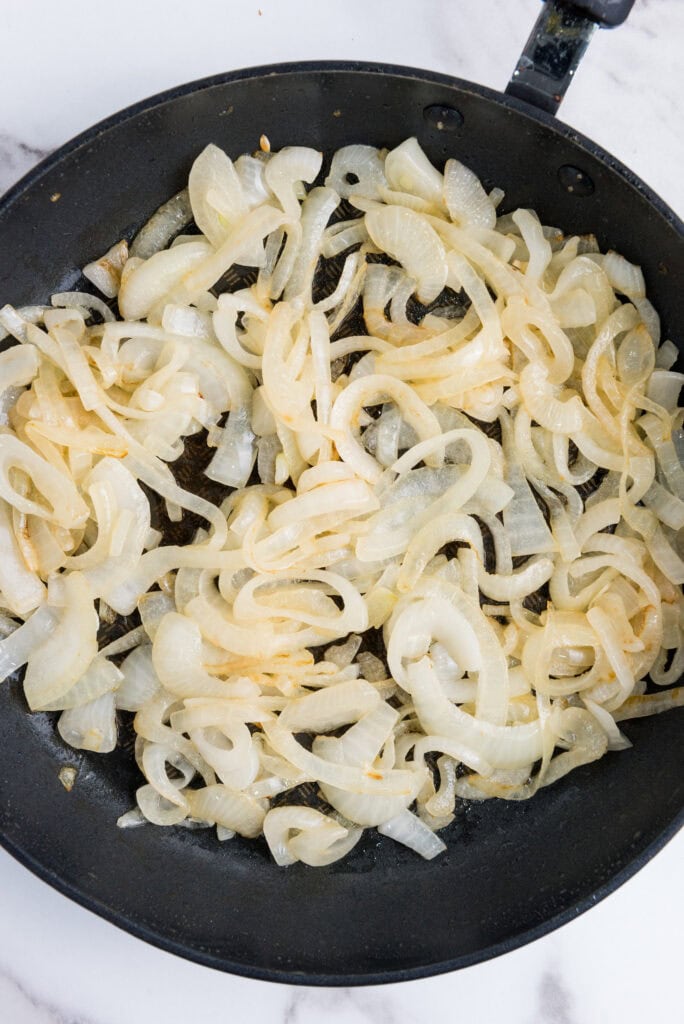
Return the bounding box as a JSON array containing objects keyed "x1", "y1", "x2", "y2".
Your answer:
[
  {"x1": 187, "y1": 785, "x2": 265, "y2": 838},
  {"x1": 331, "y1": 374, "x2": 441, "y2": 483},
  {"x1": 0, "y1": 605, "x2": 59, "y2": 682},
  {"x1": 264, "y1": 146, "x2": 322, "y2": 220},
  {"x1": 385, "y1": 138, "x2": 444, "y2": 206},
  {"x1": 23, "y1": 573, "x2": 98, "y2": 711},
  {"x1": 444, "y1": 158, "x2": 496, "y2": 230},
  {"x1": 115, "y1": 645, "x2": 160, "y2": 711},
  {"x1": 83, "y1": 239, "x2": 129, "y2": 298},
  {"x1": 58, "y1": 691, "x2": 117, "y2": 752},
  {"x1": 406, "y1": 658, "x2": 542, "y2": 769},
  {"x1": 0, "y1": 498, "x2": 45, "y2": 615},
  {"x1": 325, "y1": 145, "x2": 387, "y2": 200},
  {"x1": 188, "y1": 145, "x2": 245, "y2": 247},
  {"x1": 130, "y1": 189, "x2": 193, "y2": 259},
  {"x1": 377, "y1": 809, "x2": 447, "y2": 860},
  {"x1": 365, "y1": 206, "x2": 447, "y2": 303},
  {"x1": 263, "y1": 806, "x2": 362, "y2": 866},
  {"x1": 0, "y1": 136, "x2": 679, "y2": 872},
  {"x1": 45, "y1": 656, "x2": 122, "y2": 712}
]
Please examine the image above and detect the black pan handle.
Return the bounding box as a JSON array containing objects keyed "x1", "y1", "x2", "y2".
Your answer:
[
  {"x1": 506, "y1": 0, "x2": 637, "y2": 115},
  {"x1": 564, "y1": 0, "x2": 635, "y2": 28}
]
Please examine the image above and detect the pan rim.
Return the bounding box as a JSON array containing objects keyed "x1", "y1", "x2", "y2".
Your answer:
[
  {"x1": 1, "y1": 59, "x2": 682, "y2": 235},
  {"x1": 2, "y1": 811, "x2": 681, "y2": 986},
  {"x1": 0, "y1": 59, "x2": 682, "y2": 986}
]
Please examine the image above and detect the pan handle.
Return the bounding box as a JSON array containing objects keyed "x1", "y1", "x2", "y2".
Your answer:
[{"x1": 505, "y1": 0, "x2": 636, "y2": 115}]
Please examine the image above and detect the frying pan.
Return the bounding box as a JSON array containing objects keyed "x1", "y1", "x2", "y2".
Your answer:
[{"x1": 0, "y1": 0, "x2": 682, "y2": 986}]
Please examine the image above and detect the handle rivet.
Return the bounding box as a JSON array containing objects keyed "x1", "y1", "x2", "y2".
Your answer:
[
  {"x1": 423, "y1": 105, "x2": 464, "y2": 131},
  {"x1": 558, "y1": 164, "x2": 595, "y2": 196}
]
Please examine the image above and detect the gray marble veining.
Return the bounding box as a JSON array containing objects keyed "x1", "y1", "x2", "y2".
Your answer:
[
  {"x1": 0, "y1": 133, "x2": 53, "y2": 195},
  {"x1": 535, "y1": 968, "x2": 576, "y2": 1024},
  {"x1": 0, "y1": 964, "x2": 91, "y2": 1024}
]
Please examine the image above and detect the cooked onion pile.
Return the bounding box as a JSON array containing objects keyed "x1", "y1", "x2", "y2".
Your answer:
[{"x1": 0, "y1": 138, "x2": 682, "y2": 867}]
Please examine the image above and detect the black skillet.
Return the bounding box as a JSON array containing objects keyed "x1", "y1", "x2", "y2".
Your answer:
[{"x1": 0, "y1": 0, "x2": 682, "y2": 985}]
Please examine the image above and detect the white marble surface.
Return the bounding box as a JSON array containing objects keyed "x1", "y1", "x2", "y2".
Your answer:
[{"x1": 0, "y1": 0, "x2": 682, "y2": 1020}]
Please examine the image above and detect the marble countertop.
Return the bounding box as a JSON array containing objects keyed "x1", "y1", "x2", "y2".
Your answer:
[{"x1": 0, "y1": 0, "x2": 682, "y2": 1021}]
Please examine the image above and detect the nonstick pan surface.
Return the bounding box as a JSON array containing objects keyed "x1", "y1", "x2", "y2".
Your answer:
[{"x1": 0, "y1": 58, "x2": 682, "y2": 984}]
